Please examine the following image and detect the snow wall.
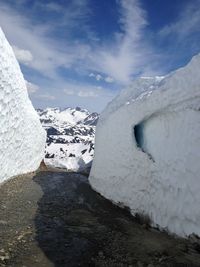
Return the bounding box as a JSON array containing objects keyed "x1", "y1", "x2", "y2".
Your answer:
[
  {"x1": 89, "y1": 54, "x2": 200, "y2": 237},
  {"x1": 0, "y1": 28, "x2": 46, "y2": 183}
]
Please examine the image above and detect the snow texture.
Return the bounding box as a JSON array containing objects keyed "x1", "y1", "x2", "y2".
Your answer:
[
  {"x1": 89, "y1": 54, "x2": 200, "y2": 237},
  {"x1": 0, "y1": 28, "x2": 46, "y2": 183},
  {"x1": 37, "y1": 107, "x2": 98, "y2": 171}
]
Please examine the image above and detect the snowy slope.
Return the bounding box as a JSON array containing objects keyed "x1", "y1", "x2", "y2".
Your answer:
[
  {"x1": 37, "y1": 107, "x2": 98, "y2": 171},
  {"x1": 89, "y1": 54, "x2": 200, "y2": 237},
  {"x1": 0, "y1": 28, "x2": 46, "y2": 183}
]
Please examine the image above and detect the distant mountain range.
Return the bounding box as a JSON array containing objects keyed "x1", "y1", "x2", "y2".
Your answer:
[{"x1": 37, "y1": 107, "x2": 99, "y2": 171}]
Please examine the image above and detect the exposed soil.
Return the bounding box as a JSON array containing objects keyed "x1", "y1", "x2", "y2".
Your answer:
[{"x1": 0, "y1": 171, "x2": 200, "y2": 267}]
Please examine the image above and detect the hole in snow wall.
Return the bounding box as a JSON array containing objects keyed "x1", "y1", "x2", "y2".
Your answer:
[
  {"x1": 134, "y1": 122, "x2": 155, "y2": 162},
  {"x1": 134, "y1": 123, "x2": 144, "y2": 151},
  {"x1": 134, "y1": 108, "x2": 200, "y2": 166}
]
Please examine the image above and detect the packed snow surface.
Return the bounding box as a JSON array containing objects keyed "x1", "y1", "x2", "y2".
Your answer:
[
  {"x1": 37, "y1": 107, "x2": 98, "y2": 171},
  {"x1": 0, "y1": 28, "x2": 46, "y2": 183},
  {"x1": 89, "y1": 54, "x2": 200, "y2": 237}
]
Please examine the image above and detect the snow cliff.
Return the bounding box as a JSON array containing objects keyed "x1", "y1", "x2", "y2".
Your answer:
[
  {"x1": 0, "y1": 28, "x2": 46, "y2": 183},
  {"x1": 89, "y1": 54, "x2": 200, "y2": 237}
]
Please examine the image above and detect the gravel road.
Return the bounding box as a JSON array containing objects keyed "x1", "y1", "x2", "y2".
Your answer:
[{"x1": 0, "y1": 171, "x2": 200, "y2": 267}]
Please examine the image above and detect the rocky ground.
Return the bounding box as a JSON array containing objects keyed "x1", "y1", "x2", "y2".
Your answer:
[{"x1": 0, "y1": 171, "x2": 200, "y2": 267}]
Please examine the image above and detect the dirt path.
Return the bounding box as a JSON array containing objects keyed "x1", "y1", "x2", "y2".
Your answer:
[{"x1": 0, "y1": 171, "x2": 200, "y2": 267}]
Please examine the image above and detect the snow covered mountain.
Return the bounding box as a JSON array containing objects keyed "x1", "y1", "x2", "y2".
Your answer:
[
  {"x1": 37, "y1": 107, "x2": 99, "y2": 171},
  {"x1": 89, "y1": 53, "x2": 200, "y2": 237},
  {"x1": 0, "y1": 28, "x2": 46, "y2": 183}
]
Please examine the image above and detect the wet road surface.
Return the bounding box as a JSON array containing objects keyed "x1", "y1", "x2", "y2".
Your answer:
[{"x1": 1, "y1": 171, "x2": 200, "y2": 267}]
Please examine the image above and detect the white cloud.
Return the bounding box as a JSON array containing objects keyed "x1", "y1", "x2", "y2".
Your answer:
[
  {"x1": 64, "y1": 86, "x2": 98, "y2": 98},
  {"x1": 89, "y1": 73, "x2": 102, "y2": 81},
  {"x1": 0, "y1": 0, "x2": 155, "y2": 86},
  {"x1": 0, "y1": 0, "x2": 157, "y2": 89},
  {"x1": 89, "y1": 73, "x2": 114, "y2": 83},
  {"x1": 37, "y1": 94, "x2": 56, "y2": 100},
  {"x1": 0, "y1": 2, "x2": 91, "y2": 79},
  {"x1": 105, "y1": 76, "x2": 114, "y2": 83},
  {"x1": 159, "y1": 1, "x2": 200, "y2": 40},
  {"x1": 45, "y1": 2, "x2": 62, "y2": 12},
  {"x1": 25, "y1": 80, "x2": 39, "y2": 94},
  {"x1": 63, "y1": 82, "x2": 114, "y2": 98},
  {"x1": 77, "y1": 90, "x2": 98, "y2": 98},
  {"x1": 13, "y1": 46, "x2": 33, "y2": 64},
  {"x1": 96, "y1": 74, "x2": 102, "y2": 81},
  {"x1": 63, "y1": 88, "x2": 75, "y2": 96},
  {"x1": 87, "y1": 0, "x2": 152, "y2": 84},
  {"x1": 0, "y1": 0, "x2": 163, "y2": 111}
]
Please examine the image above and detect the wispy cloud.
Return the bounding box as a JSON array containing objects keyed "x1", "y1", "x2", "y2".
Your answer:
[
  {"x1": 159, "y1": 1, "x2": 200, "y2": 40},
  {"x1": 0, "y1": 1, "x2": 91, "y2": 80},
  {"x1": 36, "y1": 94, "x2": 56, "y2": 100},
  {"x1": 77, "y1": 90, "x2": 98, "y2": 98},
  {"x1": 63, "y1": 82, "x2": 113, "y2": 98},
  {"x1": 26, "y1": 80, "x2": 39, "y2": 94},
  {"x1": 1, "y1": 0, "x2": 199, "y2": 111},
  {"x1": 89, "y1": 73, "x2": 103, "y2": 81},
  {"x1": 26, "y1": 80, "x2": 56, "y2": 100},
  {"x1": 105, "y1": 76, "x2": 114, "y2": 83},
  {"x1": 13, "y1": 46, "x2": 33, "y2": 65},
  {"x1": 0, "y1": 0, "x2": 153, "y2": 85},
  {"x1": 87, "y1": 0, "x2": 152, "y2": 84},
  {"x1": 45, "y1": 2, "x2": 63, "y2": 12},
  {"x1": 89, "y1": 73, "x2": 114, "y2": 83},
  {"x1": 152, "y1": 0, "x2": 200, "y2": 73}
]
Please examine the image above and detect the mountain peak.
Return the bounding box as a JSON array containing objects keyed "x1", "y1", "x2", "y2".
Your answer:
[{"x1": 38, "y1": 106, "x2": 99, "y2": 126}]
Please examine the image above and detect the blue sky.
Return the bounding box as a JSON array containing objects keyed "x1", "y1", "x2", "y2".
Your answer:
[{"x1": 0, "y1": 0, "x2": 200, "y2": 112}]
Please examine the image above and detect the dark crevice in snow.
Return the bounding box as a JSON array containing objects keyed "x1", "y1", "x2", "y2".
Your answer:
[
  {"x1": 134, "y1": 123, "x2": 155, "y2": 162},
  {"x1": 134, "y1": 123, "x2": 144, "y2": 150}
]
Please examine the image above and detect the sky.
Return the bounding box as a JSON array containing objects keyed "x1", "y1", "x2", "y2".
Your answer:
[{"x1": 0, "y1": 0, "x2": 200, "y2": 112}]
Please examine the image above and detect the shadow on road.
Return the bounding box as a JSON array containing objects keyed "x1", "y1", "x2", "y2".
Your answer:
[
  {"x1": 33, "y1": 171, "x2": 200, "y2": 267},
  {"x1": 33, "y1": 171, "x2": 133, "y2": 267}
]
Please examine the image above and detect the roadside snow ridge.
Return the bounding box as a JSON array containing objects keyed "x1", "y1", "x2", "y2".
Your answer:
[
  {"x1": 89, "y1": 54, "x2": 200, "y2": 237},
  {"x1": 0, "y1": 28, "x2": 46, "y2": 183}
]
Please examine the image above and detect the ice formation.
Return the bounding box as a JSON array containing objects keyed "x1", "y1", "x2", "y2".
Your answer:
[
  {"x1": 0, "y1": 28, "x2": 46, "y2": 183},
  {"x1": 89, "y1": 54, "x2": 200, "y2": 237}
]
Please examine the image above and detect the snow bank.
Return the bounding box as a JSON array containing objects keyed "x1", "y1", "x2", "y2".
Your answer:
[
  {"x1": 44, "y1": 142, "x2": 93, "y2": 172},
  {"x1": 89, "y1": 54, "x2": 200, "y2": 237},
  {"x1": 0, "y1": 28, "x2": 46, "y2": 183},
  {"x1": 37, "y1": 107, "x2": 96, "y2": 172},
  {"x1": 45, "y1": 156, "x2": 88, "y2": 172}
]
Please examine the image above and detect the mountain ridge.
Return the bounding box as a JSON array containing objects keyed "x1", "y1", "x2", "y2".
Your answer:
[{"x1": 37, "y1": 107, "x2": 99, "y2": 171}]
